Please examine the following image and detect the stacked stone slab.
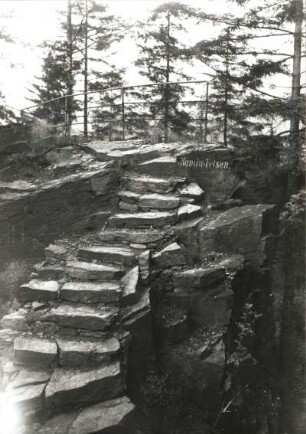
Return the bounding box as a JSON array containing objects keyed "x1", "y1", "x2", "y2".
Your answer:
[{"x1": 0, "y1": 150, "x2": 206, "y2": 433}]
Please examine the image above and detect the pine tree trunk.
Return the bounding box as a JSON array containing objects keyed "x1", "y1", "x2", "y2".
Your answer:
[
  {"x1": 66, "y1": 0, "x2": 73, "y2": 133},
  {"x1": 288, "y1": 0, "x2": 304, "y2": 194},
  {"x1": 164, "y1": 10, "x2": 171, "y2": 143},
  {"x1": 83, "y1": 0, "x2": 88, "y2": 139}
]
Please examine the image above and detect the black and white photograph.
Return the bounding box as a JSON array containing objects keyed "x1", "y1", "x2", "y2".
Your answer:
[{"x1": 0, "y1": 1, "x2": 305, "y2": 433}]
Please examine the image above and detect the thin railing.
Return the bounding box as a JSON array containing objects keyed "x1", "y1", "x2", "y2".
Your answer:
[{"x1": 21, "y1": 80, "x2": 210, "y2": 143}]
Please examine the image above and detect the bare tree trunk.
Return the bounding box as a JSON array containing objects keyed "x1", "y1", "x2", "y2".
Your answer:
[
  {"x1": 66, "y1": 0, "x2": 73, "y2": 133},
  {"x1": 223, "y1": 30, "x2": 230, "y2": 147},
  {"x1": 164, "y1": 9, "x2": 171, "y2": 143},
  {"x1": 288, "y1": 0, "x2": 303, "y2": 194},
  {"x1": 83, "y1": 0, "x2": 88, "y2": 139}
]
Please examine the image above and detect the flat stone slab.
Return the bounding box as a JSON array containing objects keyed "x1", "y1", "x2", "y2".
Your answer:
[
  {"x1": 14, "y1": 336, "x2": 57, "y2": 368},
  {"x1": 153, "y1": 242, "x2": 187, "y2": 268},
  {"x1": 117, "y1": 190, "x2": 139, "y2": 204},
  {"x1": 5, "y1": 383, "x2": 45, "y2": 411},
  {"x1": 121, "y1": 266, "x2": 139, "y2": 306},
  {"x1": 173, "y1": 266, "x2": 226, "y2": 290},
  {"x1": 0, "y1": 180, "x2": 36, "y2": 193},
  {"x1": 98, "y1": 229, "x2": 165, "y2": 245},
  {"x1": 77, "y1": 245, "x2": 135, "y2": 266},
  {"x1": 108, "y1": 211, "x2": 177, "y2": 229},
  {"x1": 177, "y1": 204, "x2": 202, "y2": 221},
  {"x1": 119, "y1": 200, "x2": 139, "y2": 212},
  {"x1": 180, "y1": 183, "x2": 205, "y2": 200},
  {"x1": 10, "y1": 369, "x2": 51, "y2": 389},
  {"x1": 45, "y1": 244, "x2": 67, "y2": 263},
  {"x1": 57, "y1": 337, "x2": 120, "y2": 367},
  {"x1": 137, "y1": 155, "x2": 179, "y2": 177},
  {"x1": 65, "y1": 261, "x2": 124, "y2": 281},
  {"x1": 61, "y1": 281, "x2": 121, "y2": 304},
  {"x1": 45, "y1": 361, "x2": 123, "y2": 408},
  {"x1": 34, "y1": 263, "x2": 65, "y2": 280},
  {"x1": 0, "y1": 310, "x2": 29, "y2": 331},
  {"x1": 69, "y1": 396, "x2": 135, "y2": 434},
  {"x1": 139, "y1": 193, "x2": 180, "y2": 210},
  {"x1": 123, "y1": 175, "x2": 185, "y2": 194},
  {"x1": 17, "y1": 279, "x2": 60, "y2": 303},
  {"x1": 40, "y1": 304, "x2": 118, "y2": 331}
]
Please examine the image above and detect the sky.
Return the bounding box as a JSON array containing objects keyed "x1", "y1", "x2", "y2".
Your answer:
[{"x1": 0, "y1": 0, "x2": 295, "y2": 114}]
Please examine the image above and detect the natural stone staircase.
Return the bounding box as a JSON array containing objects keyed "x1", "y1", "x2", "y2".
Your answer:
[
  {"x1": 0, "y1": 152, "x2": 206, "y2": 433},
  {"x1": 0, "y1": 140, "x2": 279, "y2": 433}
]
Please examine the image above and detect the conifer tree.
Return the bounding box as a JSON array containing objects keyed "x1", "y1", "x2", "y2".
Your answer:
[{"x1": 135, "y1": 2, "x2": 199, "y2": 142}]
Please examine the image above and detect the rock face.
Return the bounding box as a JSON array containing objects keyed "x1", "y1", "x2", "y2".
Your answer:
[
  {"x1": 0, "y1": 164, "x2": 119, "y2": 271},
  {"x1": 199, "y1": 204, "x2": 277, "y2": 265},
  {"x1": 173, "y1": 266, "x2": 226, "y2": 290}
]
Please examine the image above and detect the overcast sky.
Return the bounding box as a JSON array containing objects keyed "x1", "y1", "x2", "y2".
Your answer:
[{"x1": 0, "y1": 0, "x2": 294, "y2": 113}]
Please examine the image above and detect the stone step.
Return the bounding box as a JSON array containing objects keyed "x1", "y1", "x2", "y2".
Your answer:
[
  {"x1": 65, "y1": 260, "x2": 124, "y2": 281},
  {"x1": 179, "y1": 183, "x2": 205, "y2": 201},
  {"x1": 136, "y1": 155, "x2": 180, "y2": 177},
  {"x1": 60, "y1": 281, "x2": 121, "y2": 304},
  {"x1": 67, "y1": 396, "x2": 135, "y2": 434},
  {"x1": 177, "y1": 204, "x2": 202, "y2": 221},
  {"x1": 45, "y1": 360, "x2": 123, "y2": 410},
  {"x1": 121, "y1": 266, "x2": 139, "y2": 306},
  {"x1": 16, "y1": 279, "x2": 60, "y2": 303},
  {"x1": 38, "y1": 396, "x2": 135, "y2": 433},
  {"x1": 98, "y1": 228, "x2": 166, "y2": 246},
  {"x1": 33, "y1": 263, "x2": 65, "y2": 281},
  {"x1": 77, "y1": 245, "x2": 135, "y2": 266},
  {"x1": 152, "y1": 242, "x2": 187, "y2": 268},
  {"x1": 13, "y1": 335, "x2": 58, "y2": 368},
  {"x1": 57, "y1": 336, "x2": 120, "y2": 367},
  {"x1": 108, "y1": 211, "x2": 177, "y2": 229},
  {"x1": 122, "y1": 174, "x2": 185, "y2": 194},
  {"x1": 117, "y1": 190, "x2": 139, "y2": 204},
  {"x1": 40, "y1": 304, "x2": 119, "y2": 331},
  {"x1": 139, "y1": 193, "x2": 180, "y2": 211}
]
